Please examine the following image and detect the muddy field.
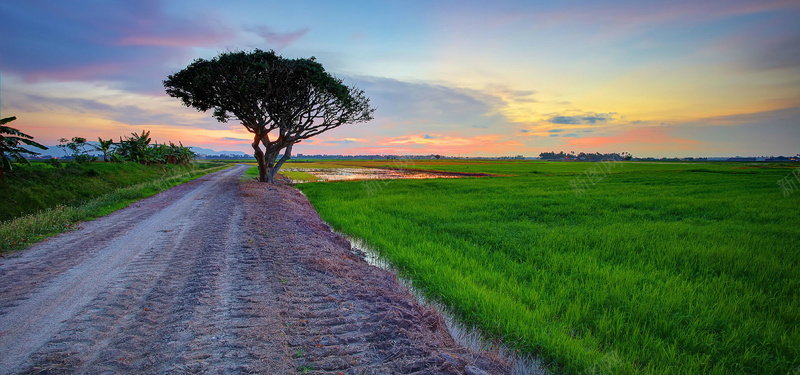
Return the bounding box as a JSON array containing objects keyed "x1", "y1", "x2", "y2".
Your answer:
[
  {"x1": 285, "y1": 167, "x2": 481, "y2": 183},
  {"x1": 0, "y1": 165, "x2": 511, "y2": 374}
]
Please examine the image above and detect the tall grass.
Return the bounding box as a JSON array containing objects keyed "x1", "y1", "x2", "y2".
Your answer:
[
  {"x1": 297, "y1": 161, "x2": 800, "y2": 375},
  {"x1": 0, "y1": 162, "x2": 227, "y2": 252}
]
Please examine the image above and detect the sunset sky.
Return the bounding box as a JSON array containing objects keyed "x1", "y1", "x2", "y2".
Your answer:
[{"x1": 1, "y1": 0, "x2": 798, "y2": 157}]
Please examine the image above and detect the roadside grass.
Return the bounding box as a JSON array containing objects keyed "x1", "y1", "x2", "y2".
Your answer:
[
  {"x1": 1, "y1": 162, "x2": 230, "y2": 222},
  {"x1": 244, "y1": 163, "x2": 260, "y2": 179},
  {"x1": 1, "y1": 162, "x2": 228, "y2": 253},
  {"x1": 244, "y1": 164, "x2": 322, "y2": 182},
  {"x1": 296, "y1": 160, "x2": 800, "y2": 375}
]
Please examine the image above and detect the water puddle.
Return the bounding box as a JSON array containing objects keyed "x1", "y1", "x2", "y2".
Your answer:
[
  {"x1": 285, "y1": 167, "x2": 477, "y2": 183},
  {"x1": 338, "y1": 232, "x2": 546, "y2": 375}
]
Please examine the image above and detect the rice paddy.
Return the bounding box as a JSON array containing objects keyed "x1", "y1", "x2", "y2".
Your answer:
[{"x1": 294, "y1": 160, "x2": 800, "y2": 375}]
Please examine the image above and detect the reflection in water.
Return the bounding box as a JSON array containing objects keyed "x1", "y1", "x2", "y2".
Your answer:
[{"x1": 286, "y1": 168, "x2": 467, "y2": 183}]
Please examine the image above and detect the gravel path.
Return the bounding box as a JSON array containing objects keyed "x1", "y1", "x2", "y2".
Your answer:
[{"x1": 0, "y1": 164, "x2": 511, "y2": 374}]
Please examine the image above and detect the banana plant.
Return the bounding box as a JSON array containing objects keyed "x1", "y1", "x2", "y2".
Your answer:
[
  {"x1": 1, "y1": 116, "x2": 48, "y2": 182},
  {"x1": 97, "y1": 137, "x2": 115, "y2": 162},
  {"x1": 116, "y1": 130, "x2": 152, "y2": 164}
]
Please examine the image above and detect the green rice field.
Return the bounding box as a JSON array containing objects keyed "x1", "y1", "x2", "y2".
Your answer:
[{"x1": 294, "y1": 160, "x2": 800, "y2": 375}]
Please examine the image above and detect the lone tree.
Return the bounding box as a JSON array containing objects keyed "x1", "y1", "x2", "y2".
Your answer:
[
  {"x1": 1, "y1": 116, "x2": 48, "y2": 183},
  {"x1": 164, "y1": 49, "x2": 375, "y2": 183}
]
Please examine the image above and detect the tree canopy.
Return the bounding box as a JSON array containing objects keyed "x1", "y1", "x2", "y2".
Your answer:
[{"x1": 164, "y1": 49, "x2": 375, "y2": 182}]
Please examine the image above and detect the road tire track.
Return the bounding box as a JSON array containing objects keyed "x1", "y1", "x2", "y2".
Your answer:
[
  {"x1": 0, "y1": 164, "x2": 511, "y2": 374},
  {"x1": 239, "y1": 182, "x2": 512, "y2": 375}
]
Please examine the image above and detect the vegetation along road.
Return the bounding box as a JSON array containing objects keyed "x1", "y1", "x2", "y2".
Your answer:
[{"x1": 0, "y1": 164, "x2": 510, "y2": 374}]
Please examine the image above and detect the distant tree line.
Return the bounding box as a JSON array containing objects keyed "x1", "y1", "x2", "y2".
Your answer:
[
  {"x1": 2, "y1": 116, "x2": 197, "y2": 182},
  {"x1": 539, "y1": 151, "x2": 633, "y2": 161},
  {"x1": 54, "y1": 130, "x2": 196, "y2": 166}
]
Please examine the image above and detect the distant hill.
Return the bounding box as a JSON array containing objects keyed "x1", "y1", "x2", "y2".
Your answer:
[
  {"x1": 24, "y1": 146, "x2": 74, "y2": 158},
  {"x1": 23, "y1": 145, "x2": 250, "y2": 158},
  {"x1": 189, "y1": 147, "x2": 250, "y2": 157}
]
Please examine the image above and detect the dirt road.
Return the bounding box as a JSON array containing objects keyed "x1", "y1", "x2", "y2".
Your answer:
[{"x1": 0, "y1": 165, "x2": 511, "y2": 374}]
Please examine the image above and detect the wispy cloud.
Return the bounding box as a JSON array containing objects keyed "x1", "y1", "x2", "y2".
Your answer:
[
  {"x1": 547, "y1": 112, "x2": 616, "y2": 125},
  {"x1": 117, "y1": 33, "x2": 232, "y2": 48},
  {"x1": 221, "y1": 137, "x2": 251, "y2": 141},
  {"x1": 695, "y1": 106, "x2": 800, "y2": 126},
  {"x1": 253, "y1": 26, "x2": 310, "y2": 49},
  {"x1": 384, "y1": 134, "x2": 485, "y2": 146},
  {"x1": 0, "y1": 2, "x2": 235, "y2": 85},
  {"x1": 672, "y1": 106, "x2": 800, "y2": 156},
  {"x1": 4, "y1": 91, "x2": 219, "y2": 129},
  {"x1": 530, "y1": 0, "x2": 800, "y2": 35},
  {"x1": 347, "y1": 76, "x2": 510, "y2": 133},
  {"x1": 746, "y1": 35, "x2": 800, "y2": 71},
  {"x1": 323, "y1": 138, "x2": 368, "y2": 144}
]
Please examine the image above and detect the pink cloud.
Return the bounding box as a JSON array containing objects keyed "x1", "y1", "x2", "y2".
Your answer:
[
  {"x1": 117, "y1": 33, "x2": 233, "y2": 47},
  {"x1": 112, "y1": 4, "x2": 236, "y2": 48},
  {"x1": 0, "y1": 1, "x2": 237, "y2": 85},
  {"x1": 343, "y1": 133, "x2": 526, "y2": 156}
]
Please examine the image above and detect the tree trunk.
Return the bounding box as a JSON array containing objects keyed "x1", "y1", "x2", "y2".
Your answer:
[
  {"x1": 252, "y1": 133, "x2": 268, "y2": 183},
  {"x1": 251, "y1": 132, "x2": 294, "y2": 184},
  {"x1": 269, "y1": 142, "x2": 293, "y2": 182},
  {"x1": 265, "y1": 148, "x2": 279, "y2": 184}
]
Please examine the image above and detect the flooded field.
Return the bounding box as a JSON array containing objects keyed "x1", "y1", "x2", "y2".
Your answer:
[{"x1": 284, "y1": 167, "x2": 472, "y2": 183}]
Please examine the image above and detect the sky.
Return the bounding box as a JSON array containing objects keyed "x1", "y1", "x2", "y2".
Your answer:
[{"x1": 1, "y1": 0, "x2": 798, "y2": 158}]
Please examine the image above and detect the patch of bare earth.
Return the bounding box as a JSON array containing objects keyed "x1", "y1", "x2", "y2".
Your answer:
[{"x1": 0, "y1": 165, "x2": 511, "y2": 374}]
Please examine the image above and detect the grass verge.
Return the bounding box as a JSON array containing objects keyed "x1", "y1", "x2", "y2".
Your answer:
[{"x1": 1, "y1": 162, "x2": 228, "y2": 253}]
